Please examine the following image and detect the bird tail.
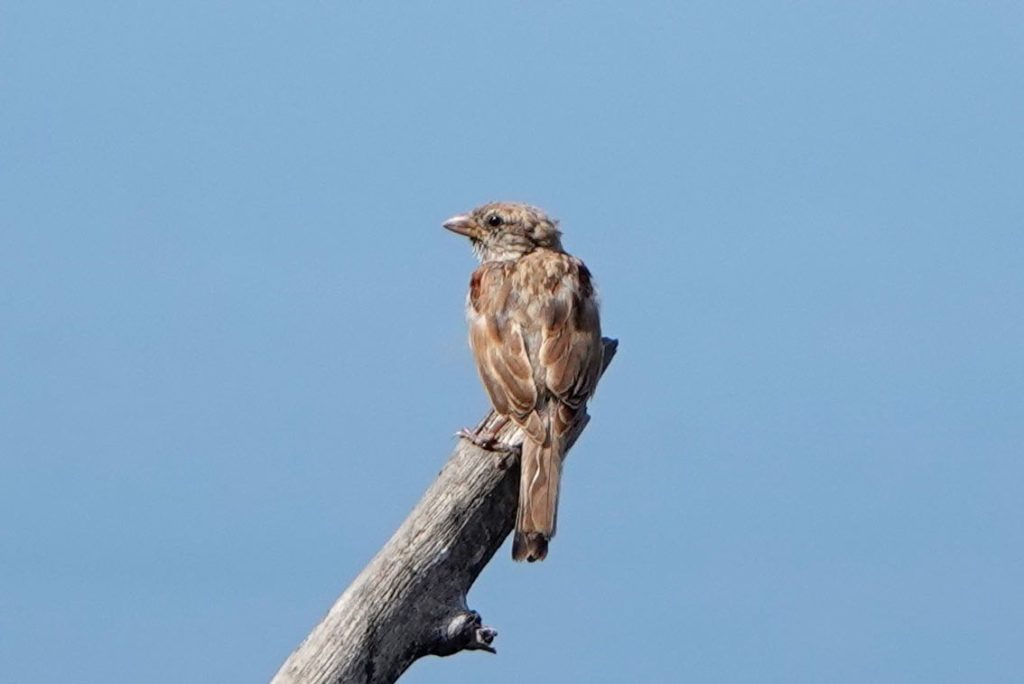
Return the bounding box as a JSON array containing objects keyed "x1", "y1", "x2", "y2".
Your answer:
[{"x1": 512, "y1": 433, "x2": 563, "y2": 562}]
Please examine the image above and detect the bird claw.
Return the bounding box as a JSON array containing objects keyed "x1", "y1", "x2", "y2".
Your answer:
[
  {"x1": 456, "y1": 427, "x2": 521, "y2": 469},
  {"x1": 455, "y1": 427, "x2": 493, "y2": 448}
]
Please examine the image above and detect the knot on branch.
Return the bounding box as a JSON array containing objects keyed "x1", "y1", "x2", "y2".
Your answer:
[{"x1": 431, "y1": 609, "x2": 497, "y2": 656}]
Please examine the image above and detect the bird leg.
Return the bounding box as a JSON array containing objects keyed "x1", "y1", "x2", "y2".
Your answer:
[{"x1": 456, "y1": 416, "x2": 520, "y2": 469}]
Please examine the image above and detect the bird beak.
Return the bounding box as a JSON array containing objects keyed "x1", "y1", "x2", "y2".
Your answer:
[{"x1": 443, "y1": 214, "x2": 481, "y2": 239}]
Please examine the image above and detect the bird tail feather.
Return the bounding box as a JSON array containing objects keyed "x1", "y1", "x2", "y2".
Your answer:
[{"x1": 512, "y1": 434, "x2": 562, "y2": 562}]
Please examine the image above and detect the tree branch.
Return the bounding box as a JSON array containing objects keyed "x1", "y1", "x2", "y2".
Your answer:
[{"x1": 271, "y1": 338, "x2": 618, "y2": 684}]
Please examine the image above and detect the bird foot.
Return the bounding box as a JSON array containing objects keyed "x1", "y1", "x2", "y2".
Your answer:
[
  {"x1": 456, "y1": 427, "x2": 521, "y2": 469},
  {"x1": 455, "y1": 427, "x2": 497, "y2": 449}
]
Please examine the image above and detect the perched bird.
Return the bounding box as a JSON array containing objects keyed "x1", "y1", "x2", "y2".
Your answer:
[{"x1": 443, "y1": 202, "x2": 604, "y2": 562}]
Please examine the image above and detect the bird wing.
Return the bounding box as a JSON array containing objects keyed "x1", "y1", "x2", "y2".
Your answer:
[
  {"x1": 468, "y1": 256, "x2": 602, "y2": 445},
  {"x1": 467, "y1": 263, "x2": 544, "y2": 442},
  {"x1": 538, "y1": 258, "x2": 603, "y2": 415}
]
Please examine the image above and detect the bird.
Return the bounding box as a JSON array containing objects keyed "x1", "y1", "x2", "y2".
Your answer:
[{"x1": 443, "y1": 202, "x2": 604, "y2": 562}]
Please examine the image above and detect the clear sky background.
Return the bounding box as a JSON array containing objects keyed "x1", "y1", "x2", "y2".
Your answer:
[{"x1": 3, "y1": 2, "x2": 1022, "y2": 682}]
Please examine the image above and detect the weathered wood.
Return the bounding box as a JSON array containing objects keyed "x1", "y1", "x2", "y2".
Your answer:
[{"x1": 271, "y1": 338, "x2": 618, "y2": 684}]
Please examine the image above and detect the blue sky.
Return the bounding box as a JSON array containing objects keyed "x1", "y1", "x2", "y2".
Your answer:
[{"x1": 2, "y1": 2, "x2": 1022, "y2": 682}]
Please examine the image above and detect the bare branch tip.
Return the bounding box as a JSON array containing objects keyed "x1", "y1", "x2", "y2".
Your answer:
[{"x1": 435, "y1": 610, "x2": 498, "y2": 656}]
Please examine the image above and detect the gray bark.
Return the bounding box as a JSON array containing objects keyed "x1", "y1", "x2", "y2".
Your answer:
[{"x1": 270, "y1": 338, "x2": 618, "y2": 684}]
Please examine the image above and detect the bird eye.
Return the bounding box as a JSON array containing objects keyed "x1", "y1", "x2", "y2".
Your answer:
[{"x1": 486, "y1": 214, "x2": 503, "y2": 228}]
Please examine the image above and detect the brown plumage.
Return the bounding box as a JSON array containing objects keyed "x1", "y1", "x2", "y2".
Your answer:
[{"x1": 444, "y1": 202, "x2": 603, "y2": 562}]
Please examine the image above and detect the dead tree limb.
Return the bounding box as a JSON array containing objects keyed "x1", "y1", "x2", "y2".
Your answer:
[{"x1": 270, "y1": 338, "x2": 618, "y2": 684}]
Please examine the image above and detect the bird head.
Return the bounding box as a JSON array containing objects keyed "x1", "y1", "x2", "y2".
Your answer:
[{"x1": 443, "y1": 202, "x2": 563, "y2": 262}]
